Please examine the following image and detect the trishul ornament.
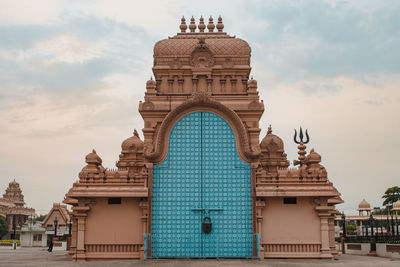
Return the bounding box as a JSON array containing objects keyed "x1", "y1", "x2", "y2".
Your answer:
[{"x1": 293, "y1": 127, "x2": 310, "y2": 166}]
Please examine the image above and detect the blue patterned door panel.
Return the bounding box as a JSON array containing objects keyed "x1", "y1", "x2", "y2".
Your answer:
[{"x1": 152, "y1": 111, "x2": 252, "y2": 258}]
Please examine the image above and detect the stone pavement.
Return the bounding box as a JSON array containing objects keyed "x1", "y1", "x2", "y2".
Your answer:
[{"x1": 1, "y1": 248, "x2": 400, "y2": 266}]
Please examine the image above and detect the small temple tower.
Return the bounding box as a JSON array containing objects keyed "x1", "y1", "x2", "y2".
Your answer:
[
  {"x1": 0, "y1": 180, "x2": 35, "y2": 237},
  {"x1": 64, "y1": 16, "x2": 342, "y2": 261}
]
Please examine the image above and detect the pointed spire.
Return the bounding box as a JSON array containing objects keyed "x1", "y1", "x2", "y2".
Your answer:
[
  {"x1": 198, "y1": 16, "x2": 205, "y2": 32},
  {"x1": 207, "y1": 16, "x2": 215, "y2": 32},
  {"x1": 134, "y1": 129, "x2": 139, "y2": 137},
  {"x1": 179, "y1": 16, "x2": 187, "y2": 33},
  {"x1": 216, "y1": 15, "x2": 224, "y2": 32},
  {"x1": 189, "y1": 16, "x2": 196, "y2": 33}
]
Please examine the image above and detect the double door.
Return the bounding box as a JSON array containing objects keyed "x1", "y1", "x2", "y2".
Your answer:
[{"x1": 152, "y1": 111, "x2": 252, "y2": 258}]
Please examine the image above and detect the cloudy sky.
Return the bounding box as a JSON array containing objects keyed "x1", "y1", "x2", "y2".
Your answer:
[{"x1": 0, "y1": 0, "x2": 399, "y2": 215}]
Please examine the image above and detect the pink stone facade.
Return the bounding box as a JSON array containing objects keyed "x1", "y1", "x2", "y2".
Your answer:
[{"x1": 64, "y1": 16, "x2": 342, "y2": 261}]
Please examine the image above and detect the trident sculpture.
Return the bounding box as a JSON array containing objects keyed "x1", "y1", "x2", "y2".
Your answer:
[{"x1": 293, "y1": 127, "x2": 310, "y2": 166}]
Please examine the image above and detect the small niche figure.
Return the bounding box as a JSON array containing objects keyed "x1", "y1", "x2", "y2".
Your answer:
[{"x1": 48, "y1": 239, "x2": 53, "y2": 252}]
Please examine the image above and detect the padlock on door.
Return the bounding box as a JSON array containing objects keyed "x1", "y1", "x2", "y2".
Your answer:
[{"x1": 202, "y1": 217, "x2": 212, "y2": 234}]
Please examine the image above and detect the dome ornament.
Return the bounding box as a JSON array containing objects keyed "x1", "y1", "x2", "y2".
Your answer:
[
  {"x1": 189, "y1": 16, "x2": 197, "y2": 33},
  {"x1": 198, "y1": 16, "x2": 206, "y2": 33},
  {"x1": 180, "y1": 16, "x2": 187, "y2": 33},
  {"x1": 216, "y1": 15, "x2": 224, "y2": 32},
  {"x1": 207, "y1": 16, "x2": 215, "y2": 32}
]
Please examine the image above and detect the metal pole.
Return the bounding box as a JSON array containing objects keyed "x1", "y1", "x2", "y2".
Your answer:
[
  {"x1": 12, "y1": 215, "x2": 16, "y2": 250},
  {"x1": 391, "y1": 213, "x2": 395, "y2": 236},
  {"x1": 342, "y1": 214, "x2": 346, "y2": 238}
]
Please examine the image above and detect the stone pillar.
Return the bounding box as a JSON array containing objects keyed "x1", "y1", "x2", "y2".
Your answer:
[
  {"x1": 231, "y1": 78, "x2": 237, "y2": 92},
  {"x1": 167, "y1": 78, "x2": 174, "y2": 93},
  {"x1": 178, "y1": 78, "x2": 184, "y2": 93},
  {"x1": 328, "y1": 216, "x2": 337, "y2": 256},
  {"x1": 139, "y1": 199, "x2": 148, "y2": 260},
  {"x1": 315, "y1": 200, "x2": 334, "y2": 259},
  {"x1": 192, "y1": 78, "x2": 198, "y2": 92},
  {"x1": 220, "y1": 78, "x2": 226, "y2": 92},
  {"x1": 206, "y1": 78, "x2": 213, "y2": 92},
  {"x1": 255, "y1": 197, "x2": 265, "y2": 259},
  {"x1": 75, "y1": 215, "x2": 87, "y2": 262},
  {"x1": 68, "y1": 216, "x2": 78, "y2": 256},
  {"x1": 319, "y1": 215, "x2": 331, "y2": 258}
]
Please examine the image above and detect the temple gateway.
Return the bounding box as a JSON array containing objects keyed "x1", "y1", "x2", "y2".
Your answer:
[{"x1": 64, "y1": 16, "x2": 342, "y2": 261}]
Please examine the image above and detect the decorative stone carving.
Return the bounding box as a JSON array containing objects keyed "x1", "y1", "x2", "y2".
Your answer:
[
  {"x1": 190, "y1": 38, "x2": 214, "y2": 68},
  {"x1": 299, "y1": 149, "x2": 328, "y2": 180}
]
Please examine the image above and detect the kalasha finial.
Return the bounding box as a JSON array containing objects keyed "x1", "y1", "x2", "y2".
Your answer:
[
  {"x1": 207, "y1": 16, "x2": 215, "y2": 32},
  {"x1": 133, "y1": 129, "x2": 139, "y2": 137},
  {"x1": 293, "y1": 127, "x2": 310, "y2": 166},
  {"x1": 216, "y1": 15, "x2": 224, "y2": 32},
  {"x1": 189, "y1": 16, "x2": 196, "y2": 33},
  {"x1": 180, "y1": 16, "x2": 187, "y2": 33},
  {"x1": 267, "y1": 125, "x2": 272, "y2": 134},
  {"x1": 198, "y1": 16, "x2": 205, "y2": 32}
]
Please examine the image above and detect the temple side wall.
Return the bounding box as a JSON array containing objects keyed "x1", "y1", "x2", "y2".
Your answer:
[
  {"x1": 261, "y1": 197, "x2": 322, "y2": 258},
  {"x1": 262, "y1": 197, "x2": 320, "y2": 243},
  {"x1": 85, "y1": 198, "x2": 142, "y2": 244}
]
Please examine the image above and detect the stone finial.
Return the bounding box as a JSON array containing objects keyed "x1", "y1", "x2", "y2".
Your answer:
[
  {"x1": 198, "y1": 16, "x2": 205, "y2": 32},
  {"x1": 180, "y1": 16, "x2": 187, "y2": 33},
  {"x1": 267, "y1": 125, "x2": 272, "y2": 135},
  {"x1": 216, "y1": 15, "x2": 224, "y2": 32},
  {"x1": 207, "y1": 16, "x2": 215, "y2": 32},
  {"x1": 189, "y1": 16, "x2": 196, "y2": 33},
  {"x1": 134, "y1": 129, "x2": 139, "y2": 137}
]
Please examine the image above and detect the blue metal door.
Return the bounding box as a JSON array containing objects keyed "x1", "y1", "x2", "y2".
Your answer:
[{"x1": 152, "y1": 111, "x2": 252, "y2": 258}]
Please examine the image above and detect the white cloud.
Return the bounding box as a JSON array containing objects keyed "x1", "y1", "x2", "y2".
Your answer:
[
  {"x1": 92, "y1": 0, "x2": 180, "y2": 33},
  {"x1": 0, "y1": 0, "x2": 63, "y2": 25},
  {"x1": 27, "y1": 34, "x2": 108, "y2": 64}
]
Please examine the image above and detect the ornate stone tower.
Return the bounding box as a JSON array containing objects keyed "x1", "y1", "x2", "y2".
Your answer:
[
  {"x1": 3, "y1": 180, "x2": 25, "y2": 207},
  {"x1": 140, "y1": 15, "x2": 263, "y2": 164}
]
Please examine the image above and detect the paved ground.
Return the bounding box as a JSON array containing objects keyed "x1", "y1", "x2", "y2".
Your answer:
[{"x1": 1, "y1": 248, "x2": 400, "y2": 266}]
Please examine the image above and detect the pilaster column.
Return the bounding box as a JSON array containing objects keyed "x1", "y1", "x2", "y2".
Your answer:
[
  {"x1": 315, "y1": 202, "x2": 334, "y2": 259},
  {"x1": 75, "y1": 215, "x2": 87, "y2": 262},
  {"x1": 167, "y1": 78, "x2": 174, "y2": 93},
  {"x1": 72, "y1": 203, "x2": 90, "y2": 262},
  {"x1": 139, "y1": 198, "x2": 148, "y2": 260},
  {"x1": 206, "y1": 78, "x2": 213, "y2": 92},
  {"x1": 192, "y1": 78, "x2": 198, "y2": 92},
  {"x1": 178, "y1": 78, "x2": 184, "y2": 93},
  {"x1": 255, "y1": 197, "x2": 265, "y2": 259},
  {"x1": 231, "y1": 78, "x2": 237, "y2": 92},
  {"x1": 220, "y1": 78, "x2": 226, "y2": 92},
  {"x1": 69, "y1": 216, "x2": 78, "y2": 256},
  {"x1": 328, "y1": 216, "x2": 337, "y2": 255}
]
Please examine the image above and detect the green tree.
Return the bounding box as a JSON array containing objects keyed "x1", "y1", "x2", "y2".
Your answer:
[
  {"x1": 0, "y1": 217, "x2": 8, "y2": 239},
  {"x1": 35, "y1": 214, "x2": 46, "y2": 222},
  {"x1": 382, "y1": 186, "x2": 400, "y2": 206}
]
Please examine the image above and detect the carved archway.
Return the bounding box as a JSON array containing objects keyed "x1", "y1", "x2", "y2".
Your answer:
[{"x1": 144, "y1": 92, "x2": 260, "y2": 164}]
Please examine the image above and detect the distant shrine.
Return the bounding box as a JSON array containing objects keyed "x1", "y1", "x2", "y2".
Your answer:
[
  {"x1": 64, "y1": 16, "x2": 342, "y2": 261},
  {"x1": 0, "y1": 180, "x2": 35, "y2": 239}
]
